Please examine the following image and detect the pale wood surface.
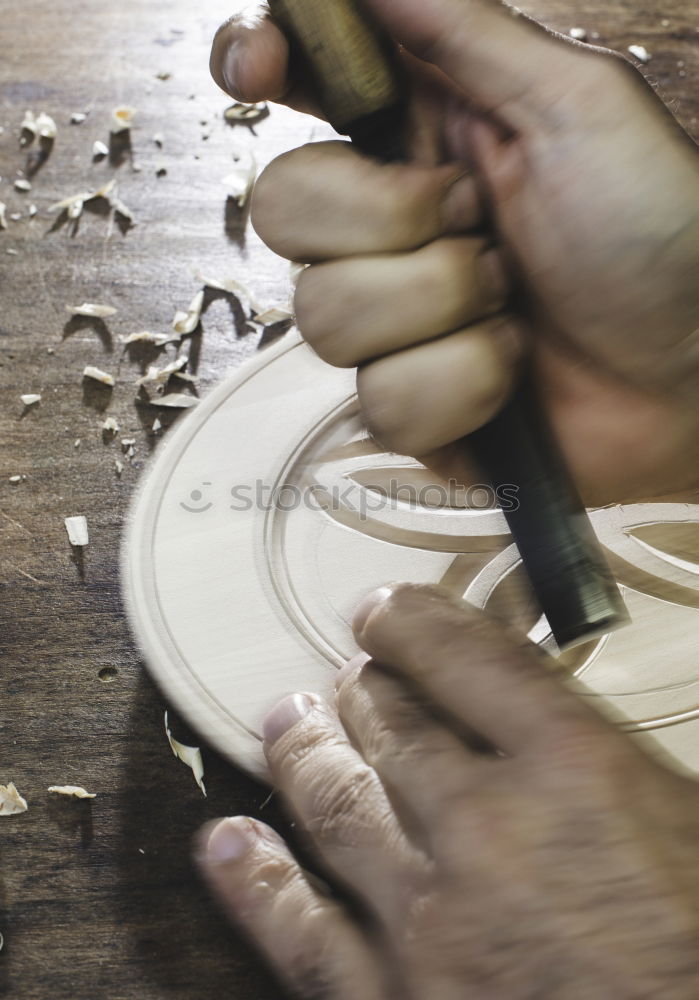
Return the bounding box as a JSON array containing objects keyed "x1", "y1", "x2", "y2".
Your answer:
[{"x1": 1, "y1": 1, "x2": 698, "y2": 998}]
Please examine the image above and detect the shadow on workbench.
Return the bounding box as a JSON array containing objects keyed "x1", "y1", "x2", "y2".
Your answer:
[{"x1": 113, "y1": 668, "x2": 290, "y2": 1000}]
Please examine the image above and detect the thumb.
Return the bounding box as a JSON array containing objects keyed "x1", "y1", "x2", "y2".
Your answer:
[{"x1": 367, "y1": 0, "x2": 591, "y2": 129}]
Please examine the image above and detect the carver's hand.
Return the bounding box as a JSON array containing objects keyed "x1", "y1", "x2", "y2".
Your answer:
[
  {"x1": 211, "y1": 0, "x2": 699, "y2": 505},
  {"x1": 197, "y1": 584, "x2": 699, "y2": 999}
]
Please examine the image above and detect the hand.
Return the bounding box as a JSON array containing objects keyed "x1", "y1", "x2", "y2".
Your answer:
[
  {"x1": 196, "y1": 584, "x2": 699, "y2": 999},
  {"x1": 211, "y1": 0, "x2": 699, "y2": 506}
]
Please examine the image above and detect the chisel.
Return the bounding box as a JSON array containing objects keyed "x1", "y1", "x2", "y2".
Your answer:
[{"x1": 268, "y1": 0, "x2": 629, "y2": 648}]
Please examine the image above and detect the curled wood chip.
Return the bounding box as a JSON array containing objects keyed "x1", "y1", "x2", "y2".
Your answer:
[
  {"x1": 64, "y1": 515, "x2": 89, "y2": 546},
  {"x1": 0, "y1": 203, "x2": 6, "y2": 230},
  {"x1": 83, "y1": 365, "x2": 115, "y2": 386},
  {"x1": 111, "y1": 106, "x2": 137, "y2": 132},
  {"x1": 164, "y1": 711, "x2": 206, "y2": 796},
  {"x1": 102, "y1": 416, "x2": 120, "y2": 433},
  {"x1": 49, "y1": 178, "x2": 133, "y2": 225},
  {"x1": 121, "y1": 330, "x2": 179, "y2": 347},
  {"x1": 136, "y1": 356, "x2": 187, "y2": 386},
  {"x1": 93, "y1": 140, "x2": 109, "y2": 159},
  {"x1": 20, "y1": 110, "x2": 57, "y2": 143},
  {"x1": 36, "y1": 112, "x2": 57, "y2": 139},
  {"x1": 20, "y1": 393, "x2": 41, "y2": 406},
  {"x1": 0, "y1": 783, "x2": 28, "y2": 815},
  {"x1": 254, "y1": 306, "x2": 293, "y2": 326},
  {"x1": 628, "y1": 44, "x2": 651, "y2": 62},
  {"x1": 149, "y1": 393, "x2": 199, "y2": 409},
  {"x1": 194, "y1": 271, "x2": 263, "y2": 314},
  {"x1": 224, "y1": 101, "x2": 267, "y2": 123},
  {"x1": 14, "y1": 179, "x2": 31, "y2": 192},
  {"x1": 222, "y1": 150, "x2": 257, "y2": 208},
  {"x1": 66, "y1": 303, "x2": 118, "y2": 318},
  {"x1": 48, "y1": 785, "x2": 96, "y2": 799},
  {"x1": 172, "y1": 289, "x2": 204, "y2": 335}
]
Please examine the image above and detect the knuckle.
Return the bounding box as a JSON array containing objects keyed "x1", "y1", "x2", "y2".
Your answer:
[
  {"x1": 373, "y1": 165, "x2": 443, "y2": 250},
  {"x1": 307, "y1": 766, "x2": 378, "y2": 843}
]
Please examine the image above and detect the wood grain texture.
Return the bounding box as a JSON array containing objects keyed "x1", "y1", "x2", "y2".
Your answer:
[{"x1": 0, "y1": 1, "x2": 697, "y2": 998}]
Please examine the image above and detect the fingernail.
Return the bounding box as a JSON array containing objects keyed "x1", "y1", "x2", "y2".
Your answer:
[
  {"x1": 222, "y1": 41, "x2": 242, "y2": 96},
  {"x1": 352, "y1": 585, "x2": 394, "y2": 635},
  {"x1": 206, "y1": 817, "x2": 256, "y2": 864},
  {"x1": 335, "y1": 652, "x2": 371, "y2": 691},
  {"x1": 263, "y1": 693, "x2": 317, "y2": 745}
]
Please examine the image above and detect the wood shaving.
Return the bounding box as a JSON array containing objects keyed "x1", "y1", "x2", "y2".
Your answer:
[
  {"x1": 93, "y1": 140, "x2": 109, "y2": 159},
  {"x1": 102, "y1": 416, "x2": 120, "y2": 433},
  {"x1": 48, "y1": 785, "x2": 96, "y2": 799},
  {"x1": 194, "y1": 271, "x2": 263, "y2": 314},
  {"x1": 64, "y1": 515, "x2": 89, "y2": 546},
  {"x1": 111, "y1": 106, "x2": 137, "y2": 133},
  {"x1": 0, "y1": 783, "x2": 28, "y2": 815},
  {"x1": 223, "y1": 101, "x2": 267, "y2": 123},
  {"x1": 290, "y1": 261, "x2": 307, "y2": 287},
  {"x1": 121, "y1": 330, "x2": 179, "y2": 347},
  {"x1": 20, "y1": 110, "x2": 57, "y2": 143},
  {"x1": 172, "y1": 289, "x2": 204, "y2": 335},
  {"x1": 36, "y1": 112, "x2": 57, "y2": 139},
  {"x1": 83, "y1": 365, "x2": 115, "y2": 386},
  {"x1": 136, "y1": 356, "x2": 187, "y2": 386},
  {"x1": 149, "y1": 393, "x2": 199, "y2": 409},
  {"x1": 628, "y1": 44, "x2": 651, "y2": 62},
  {"x1": 0, "y1": 203, "x2": 6, "y2": 230},
  {"x1": 14, "y1": 179, "x2": 31, "y2": 192},
  {"x1": 164, "y1": 711, "x2": 206, "y2": 796},
  {"x1": 254, "y1": 306, "x2": 293, "y2": 326},
  {"x1": 66, "y1": 303, "x2": 118, "y2": 318},
  {"x1": 20, "y1": 393, "x2": 41, "y2": 406},
  {"x1": 222, "y1": 150, "x2": 257, "y2": 208},
  {"x1": 49, "y1": 179, "x2": 133, "y2": 226}
]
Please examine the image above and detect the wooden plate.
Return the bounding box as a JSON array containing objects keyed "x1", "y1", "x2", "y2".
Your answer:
[{"x1": 122, "y1": 330, "x2": 699, "y2": 779}]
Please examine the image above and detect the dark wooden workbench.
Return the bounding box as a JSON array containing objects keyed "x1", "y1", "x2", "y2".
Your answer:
[{"x1": 1, "y1": 1, "x2": 697, "y2": 997}]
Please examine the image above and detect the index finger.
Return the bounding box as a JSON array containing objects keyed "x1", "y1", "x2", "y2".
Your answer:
[{"x1": 352, "y1": 583, "x2": 618, "y2": 758}]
